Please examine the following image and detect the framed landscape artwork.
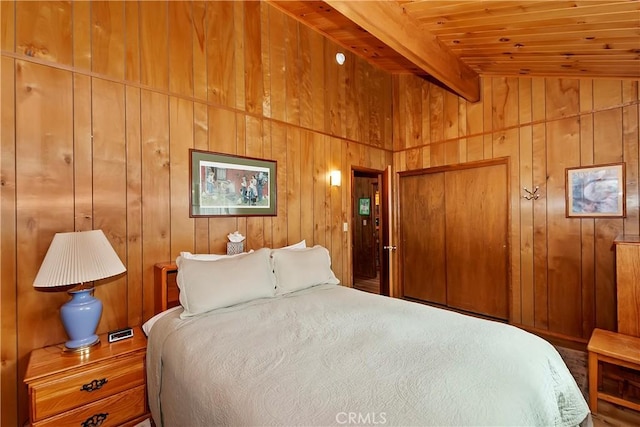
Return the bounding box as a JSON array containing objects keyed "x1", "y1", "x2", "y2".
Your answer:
[
  {"x1": 190, "y1": 149, "x2": 277, "y2": 217},
  {"x1": 565, "y1": 162, "x2": 625, "y2": 218}
]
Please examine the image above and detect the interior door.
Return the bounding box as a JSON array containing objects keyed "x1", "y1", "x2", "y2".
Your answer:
[
  {"x1": 400, "y1": 172, "x2": 447, "y2": 304},
  {"x1": 445, "y1": 163, "x2": 509, "y2": 319},
  {"x1": 380, "y1": 166, "x2": 391, "y2": 297},
  {"x1": 353, "y1": 176, "x2": 377, "y2": 279}
]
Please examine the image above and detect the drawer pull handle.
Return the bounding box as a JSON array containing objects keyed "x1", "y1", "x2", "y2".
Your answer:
[
  {"x1": 81, "y1": 412, "x2": 108, "y2": 427},
  {"x1": 80, "y1": 378, "x2": 108, "y2": 392}
]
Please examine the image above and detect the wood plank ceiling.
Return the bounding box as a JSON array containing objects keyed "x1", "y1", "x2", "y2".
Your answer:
[{"x1": 269, "y1": 0, "x2": 640, "y2": 101}]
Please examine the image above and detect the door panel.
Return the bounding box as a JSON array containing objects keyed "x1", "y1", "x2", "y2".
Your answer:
[
  {"x1": 400, "y1": 173, "x2": 447, "y2": 304},
  {"x1": 381, "y1": 167, "x2": 391, "y2": 297},
  {"x1": 445, "y1": 163, "x2": 508, "y2": 319},
  {"x1": 353, "y1": 176, "x2": 377, "y2": 279}
]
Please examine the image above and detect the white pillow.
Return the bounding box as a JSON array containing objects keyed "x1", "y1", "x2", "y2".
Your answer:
[
  {"x1": 272, "y1": 245, "x2": 339, "y2": 295},
  {"x1": 180, "y1": 249, "x2": 253, "y2": 261},
  {"x1": 177, "y1": 248, "x2": 276, "y2": 318},
  {"x1": 281, "y1": 240, "x2": 306, "y2": 250}
]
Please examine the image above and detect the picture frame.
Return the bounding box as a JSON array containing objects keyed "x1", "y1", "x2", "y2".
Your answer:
[
  {"x1": 190, "y1": 149, "x2": 277, "y2": 217},
  {"x1": 358, "y1": 198, "x2": 371, "y2": 216},
  {"x1": 565, "y1": 162, "x2": 625, "y2": 218}
]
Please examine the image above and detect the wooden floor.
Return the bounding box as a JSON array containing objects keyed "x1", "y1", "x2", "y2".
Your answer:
[
  {"x1": 592, "y1": 401, "x2": 640, "y2": 426},
  {"x1": 353, "y1": 272, "x2": 380, "y2": 294},
  {"x1": 550, "y1": 346, "x2": 640, "y2": 426}
]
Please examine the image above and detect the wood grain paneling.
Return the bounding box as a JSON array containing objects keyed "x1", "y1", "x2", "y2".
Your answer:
[
  {"x1": 546, "y1": 118, "x2": 582, "y2": 337},
  {"x1": 73, "y1": 74, "x2": 93, "y2": 232},
  {"x1": 168, "y1": 1, "x2": 194, "y2": 97},
  {"x1": 206, "y1": 1, "x2": 235, "y2": 108},
  {"x1": 91, "y1": 1, "x2": 125, "y2": 80},
  {"x1": 140, "y1": 89, "x2": 171, "y2": 322},
  {"x1": 300, "y1": 130, "x2": 315, "y2": 245},
  {"x1": 14, "y1": 60, "x2": 75, "y2": 420},
  {"x1": 623, "y1": 82, "x2": 640, "y2": 236},
  {"x1": 1, "y1": 0, "x2": 15, "y2": 51},
  {"x1": 169, "y1": 97, "x2": 195, "y2": 258},
  {"x1": 193, "y1": 102, "x2": 210, "y2": 253},
  {"x1": 286, "y1": 127, "x2": 302, "y2": 243},
  {"x1": 243, "y1": 1, "x2": 264, "y2": 116},
  {"x1": 125, "y1": 86, "x2": 143, "y2": 327},
  {"x1": 91, "y1": 77, "x2": 128, "y2": 332},
  {"x1": 16, "y1": 1, "x2": 72, "y2": 66},
  {"x1": 16, "y1": 61, "x2": 75, "y2": 348},
  {"x1": 124, "y1": 1, "x2": 140, "y2": 83},
  {"x1": 140, "y1": 2, "x2": 168, "y2": 90},
  {"x1": 394, "y1": 75, "x2": 640, "y2": 343},
  {"x1": 1, "y1": 56, "x2": 18, "y2": 427},
  {"x1": 5, "y1": 1, "x2": 636, "y2": 425},
  {"x1": 72, "y1": 1, "x2": 91, "y2": 71}
]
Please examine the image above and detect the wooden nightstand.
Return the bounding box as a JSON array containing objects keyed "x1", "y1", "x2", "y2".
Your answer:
[
  {"x1": 24, "y1": 326, "x2": 149, "y2": 427},
  {"x1": 588, "y1": 328, "x2": 640, "y2": 414},
  {"x1": 154, "y1": 261, "x2": 179, "y2": 314}
]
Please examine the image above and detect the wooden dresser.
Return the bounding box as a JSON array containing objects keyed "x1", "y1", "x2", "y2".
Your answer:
[
  {"x1": 613, "y1": 235, "x2": 640, "y2": 336},
  {"x1": 587, "y1": 235, "x2": 640, "y2": 414},
  {"x1": 24, "y1": 326, "x2": 149, "y2": 427}
]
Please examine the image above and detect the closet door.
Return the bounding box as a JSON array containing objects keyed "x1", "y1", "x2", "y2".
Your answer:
[
  {"x1": 445, "y1": 163, "x2": 508, "y2": 319},
  {"x1": 400, "y1": 173, "x2": 446, "y2": 304}
]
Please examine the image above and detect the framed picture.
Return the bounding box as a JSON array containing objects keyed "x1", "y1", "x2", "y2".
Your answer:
[
  {"x1": 358, "y1": 198, "x2": 371, "y2": 216},
  {"x1": 565, "y1": 162, "x2": 625, "y2": 218},
  {"x1": 190, "y1": 149, "x2": 276, "y2": 217}
]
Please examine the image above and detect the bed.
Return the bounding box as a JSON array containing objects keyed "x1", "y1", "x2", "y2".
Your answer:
[{"x1": 145, "y1": 245, "x2": 591, "y2": 426}]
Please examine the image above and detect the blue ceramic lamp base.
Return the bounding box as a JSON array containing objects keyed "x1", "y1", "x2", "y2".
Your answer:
[{"x1": 60, "y1": 288, "x2": 102, "y2": 351}]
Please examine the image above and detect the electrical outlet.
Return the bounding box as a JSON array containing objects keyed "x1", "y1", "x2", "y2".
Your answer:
[{"x1": 343, "y1": 222, "x2": 348, "y2": 232}]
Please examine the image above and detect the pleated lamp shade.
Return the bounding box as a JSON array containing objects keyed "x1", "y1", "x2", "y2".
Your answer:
[
  {"x1": 34, "y1": 230, "x2": 126, "y2": 288},
  {"x1": 33, "y1": 230, "x2": 126, "y2": 350}
]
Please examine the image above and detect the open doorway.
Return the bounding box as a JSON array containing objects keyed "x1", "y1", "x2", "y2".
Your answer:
[{"x1": 352, "y1": 168, "x2": 389, "y2": 296}]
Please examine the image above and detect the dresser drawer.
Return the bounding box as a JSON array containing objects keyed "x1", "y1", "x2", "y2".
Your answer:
[
  {"x1": 29, "y1": 352, "x2": 145, "y2": 421},
  {"x1": 33, "y1": 384, "x2": 147, "y2": 427}
]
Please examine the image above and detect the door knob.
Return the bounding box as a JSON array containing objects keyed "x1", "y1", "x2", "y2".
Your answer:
[{"x1": 383, "y1": 245, "x2": 397, "y2": 251}]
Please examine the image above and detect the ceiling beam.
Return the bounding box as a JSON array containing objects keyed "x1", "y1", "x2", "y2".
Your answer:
[{"x1": 323, "y1": 0, "x2": 480, "y2": 102}]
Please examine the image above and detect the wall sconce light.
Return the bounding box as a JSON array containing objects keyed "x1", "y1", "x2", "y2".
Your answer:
[
  {"x1": 330, "y1": 170, "x2": 341, "y2": 187},
  {"x1": 335, "y1": 52, "x2": 346, "y2": 65}
]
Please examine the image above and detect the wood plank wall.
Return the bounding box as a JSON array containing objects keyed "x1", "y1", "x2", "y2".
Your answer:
[
  {"x1": 0, "y1": 1, "x2": 393, "y2": 424},
  {"x1": 393, "y1": 74, "x2": 640, "y2": 344}
]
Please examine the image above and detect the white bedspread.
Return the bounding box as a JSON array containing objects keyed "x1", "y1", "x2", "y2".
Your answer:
[{"x1": 147, "y1": 284, "x2": 589, "y2": 426}]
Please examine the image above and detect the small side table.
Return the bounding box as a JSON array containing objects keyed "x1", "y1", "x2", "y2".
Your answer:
[
  {"x1": 24, "y1": 326, "x2": 149, "y2": 426},
  {"x1": 587, "y1": 328, "x2": 640, "y2": 414}
]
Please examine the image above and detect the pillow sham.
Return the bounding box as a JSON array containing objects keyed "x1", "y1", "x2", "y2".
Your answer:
[
  {"x1": 180, "y1": 250, "x2": 253, "y2": 261},
  {"x1": 281, "y1": 240, "x2": 306, "y2": 250},
  {"x1": 268, "y1": 240, "x2": 306, "y2": 266},
  {"x1": 177, "y1": 248, "x2": 276, "y2": 318},
  {"x1": 272, "y1": 245, "x2": 339, "y2": 295}
]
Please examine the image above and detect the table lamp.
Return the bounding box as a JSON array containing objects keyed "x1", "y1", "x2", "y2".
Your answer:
[{"x1": 33, "y1": 230, "x2": 126, "y2": 351}]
